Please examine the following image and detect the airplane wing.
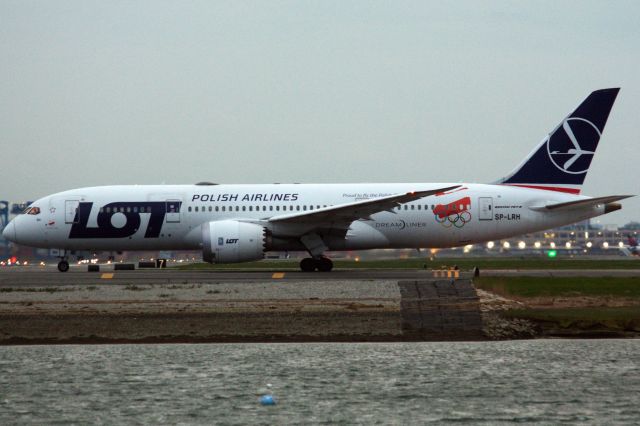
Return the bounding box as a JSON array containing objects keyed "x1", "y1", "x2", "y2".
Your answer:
[
  {"x1": 531, "y1": 195, "x2": 634, "y2": 211},
  {"x1": 268, "y1": 185, "x2": 461, "y2": 227}
]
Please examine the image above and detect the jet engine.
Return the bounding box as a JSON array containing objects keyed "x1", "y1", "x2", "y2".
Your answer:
[{"x1": 201, "y1": 220, "x2": 269, "y2": 263}]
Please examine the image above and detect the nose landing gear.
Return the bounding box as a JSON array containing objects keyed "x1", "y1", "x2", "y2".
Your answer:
[
  {"x1": 56, "y1": 249, "x2": 70, "y2": 272},
  {"x1": 57, "y1": 260, "x2": 69, "y2": 272}
]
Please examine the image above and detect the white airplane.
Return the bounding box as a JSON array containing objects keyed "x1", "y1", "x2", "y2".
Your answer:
[{"x1": 2, "y1": 88, "x2": 633, "y2": 272}]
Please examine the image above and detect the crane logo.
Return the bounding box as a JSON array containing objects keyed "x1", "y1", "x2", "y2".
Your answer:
[
  {"x1": 546, "y1": 117, "x2": 600, "y2": 175},
  {"x1": 433, "y1": 197, "x2": 472, "y2": 228}
]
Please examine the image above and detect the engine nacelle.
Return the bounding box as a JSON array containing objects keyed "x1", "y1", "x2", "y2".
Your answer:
[{"x1": 202, "y1": 220, "x2": 267, "y2": 263}]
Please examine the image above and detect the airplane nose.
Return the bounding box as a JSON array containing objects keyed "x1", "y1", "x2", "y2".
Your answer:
[{"x1": 2, "y1": 221, "x2": 16, "y2": 242}]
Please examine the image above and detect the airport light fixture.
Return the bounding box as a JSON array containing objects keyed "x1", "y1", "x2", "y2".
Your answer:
[
  {"x1": 487, "y1": 241, "x2": 494, "y2": 249},
  {"x1": 503, "y1": 241, "x2": 510, "y2": 249},
  {"x1": 586, "y1": 241, "x2": 593, "y2": 248},
  {"x1": 518, "y1": 241, "x2": 526, "y2": 249},
  {"x1": 534, "y1": 241, "x2": 541, "y2": 249},
  {"x1": 547, "y1": 249, "x2": 557, "y2": 258},
  {"x1": 619, "y1": 241, "x2": 625, "y2": 248},
  {"x1": 603, "y1": 242, "x2": 609, "y2": 249},
  {"x1": 550, "y1": 242, "x2": 556, "y2": 248},
  {"x1": 565, "y1": 242, "x2": 572, "y2": 249}
]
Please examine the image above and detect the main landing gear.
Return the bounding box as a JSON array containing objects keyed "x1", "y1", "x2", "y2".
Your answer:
[
  {"x1": 299, "y1": 257, "x2": 333, "y2": 272},
  {"x1": 298, "y1": 233, "x2": 333, "y2": 272}
]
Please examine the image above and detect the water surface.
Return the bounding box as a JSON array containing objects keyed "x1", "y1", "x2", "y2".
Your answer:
[{"x1": 1, "y1": 340, "x2": 638, "y2": 424}]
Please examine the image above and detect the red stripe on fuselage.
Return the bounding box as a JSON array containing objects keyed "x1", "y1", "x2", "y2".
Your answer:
[{"x1": 502, "y1": 184, "x2": 581, "y2": 194}]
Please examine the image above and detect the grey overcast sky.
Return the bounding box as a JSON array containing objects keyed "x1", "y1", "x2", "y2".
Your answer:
[{"x1": 1, "y1": 1, "x2": 638, "y2": 225}]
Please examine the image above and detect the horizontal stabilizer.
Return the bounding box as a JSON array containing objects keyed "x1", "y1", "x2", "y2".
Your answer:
[{"x1": 531, "y1": 195, "x2": 634, "y2": 211}]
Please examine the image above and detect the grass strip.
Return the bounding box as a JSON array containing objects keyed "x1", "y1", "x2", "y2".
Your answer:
[
  {"x1": 504, "y1": 307, "x2": 640, "y2": 332},
  {"x1": 475, "y1": 276, "x2": 640, "y2": 298}
]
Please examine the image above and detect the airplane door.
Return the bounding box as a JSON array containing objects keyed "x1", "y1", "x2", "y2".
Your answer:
[
  {"x1": 65, "y1": 200, "x2": 80, "y2": 224},
  {"x1": 478, "y1": 197, "x2": 493, "y2": 221},
  {"x1": 166, "y1": 200, "x2": 181, "y2": 223}
]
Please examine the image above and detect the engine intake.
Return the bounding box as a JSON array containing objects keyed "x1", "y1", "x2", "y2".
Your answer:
[{"x1": 202, "y1": 220, "x2": 268, "y2": 263}]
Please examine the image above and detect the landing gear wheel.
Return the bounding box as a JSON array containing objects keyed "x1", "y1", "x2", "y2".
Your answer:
[
  {"x1": 300, "y1": 258, "x2": 316, "y2": 272},
  {"x1": 57, "y1": 260, "x2": 70, "y2": 272},
  {"x1": 316, "y1": 257, "x2": 333, "y2": 272}
]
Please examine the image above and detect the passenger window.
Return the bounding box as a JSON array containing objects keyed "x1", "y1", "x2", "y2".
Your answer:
[
  {"x1": 222, "y1": 206, "x2": 226, "y2": 212},
  {"x1": 296, "y1": 206, "x2": 300, "y2": 211},
  {"x1": 235, "y1": 206, "x2": 239, "y2": 211},
  {"x1": 303, "y1": 206, "x2": 307, "y2": 211},
  {"x1": 263, "y1": 206, "x2": 266, "y2": 211},
  {"x1": 215, "y1": 206, "x2": 219, "y2": 212},
  {"x1": 276, "y1": 206, "x2": 280, "y2": 211},
  {"x1": 411, "y1": 205, "x2": 414, "y2": 210},
  {"x1": 209, "y1": 206, "x2": 212, "y2": 212},
  {"x1": 417, "y1": 205, "x2": 421, "y2": 210},
  {"x1": 269, "y1": 206, "x2": 273, "y2": 211},
  {"x1": 242, "y1": 206, "x2": 246, "y2": 211}
]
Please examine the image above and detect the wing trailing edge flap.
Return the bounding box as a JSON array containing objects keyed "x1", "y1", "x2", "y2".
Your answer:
[
  {"x1": 530, "y1": 195, "x2": 634, "y2": 211},
  {"x1": 268, "y1": 185, "x2": 462, "y2": 226}
]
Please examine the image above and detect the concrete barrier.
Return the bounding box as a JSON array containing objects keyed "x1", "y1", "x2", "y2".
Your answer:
[{"x1": 398, "y1": 279, "x2": 483, "y2": 340}]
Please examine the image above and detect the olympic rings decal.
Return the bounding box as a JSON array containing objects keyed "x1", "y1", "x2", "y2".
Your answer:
[{"x1": 435, "y1": 211, "x2": 471, "y2": 228}]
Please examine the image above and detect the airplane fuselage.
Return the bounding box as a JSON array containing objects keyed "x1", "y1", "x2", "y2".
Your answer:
[{"x1": 7, "y1": 183, "x2": 603, "y2": 253}]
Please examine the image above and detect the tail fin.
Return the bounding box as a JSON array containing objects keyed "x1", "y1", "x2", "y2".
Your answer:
[{"x1": 496, "y1": 88, "x2": 620, "y2": 194}]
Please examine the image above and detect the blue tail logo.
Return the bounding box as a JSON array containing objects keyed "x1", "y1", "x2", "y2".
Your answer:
[{"x1": 547, "y1": 117, "x2": 600, "y2": 175}]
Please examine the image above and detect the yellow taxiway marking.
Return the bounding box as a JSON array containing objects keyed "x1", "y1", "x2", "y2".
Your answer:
[
  {"x1": 101, "y1": 273, "x2": 114, "y2": 279},
  {"x1": 271, "y1": 272, "x2": 285, "y2": 279}
]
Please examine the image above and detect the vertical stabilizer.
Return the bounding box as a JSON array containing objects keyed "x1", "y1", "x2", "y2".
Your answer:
[{"x1": 496, "y1": 88, "x2": 619, "y2": 194}]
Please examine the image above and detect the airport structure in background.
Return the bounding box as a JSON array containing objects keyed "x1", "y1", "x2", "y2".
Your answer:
[{"x1": 1, "y1": 198, "x2": 638, "y2": 265}]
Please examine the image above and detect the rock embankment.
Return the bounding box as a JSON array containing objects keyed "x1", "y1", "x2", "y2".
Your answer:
[{"x1": 476, "y1": 289, "x2": 538, "y2": 340}]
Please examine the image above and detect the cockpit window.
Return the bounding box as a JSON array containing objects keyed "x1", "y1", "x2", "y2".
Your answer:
[{"x1": 26, "y1": 207, "x2": 41, "y2": 215}]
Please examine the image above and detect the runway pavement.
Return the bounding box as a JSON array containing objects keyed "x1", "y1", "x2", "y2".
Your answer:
[{"x1": 0, "y1": 265, "x2": 637, "y2": 287}]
